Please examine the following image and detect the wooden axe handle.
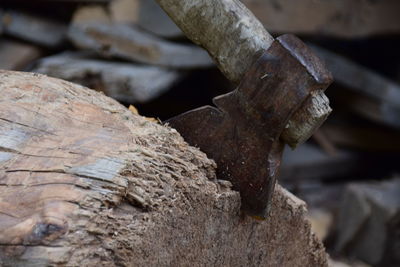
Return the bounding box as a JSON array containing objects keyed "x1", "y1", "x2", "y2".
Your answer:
[
  {"x1": 155, "y1": 0, "x2": 331, "y2": 147},
  {"x1": 156, "y1": 0, "x2": 273, "y2": 83}
]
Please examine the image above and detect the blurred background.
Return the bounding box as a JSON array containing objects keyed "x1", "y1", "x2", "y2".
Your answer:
[{"x1": 0, "y1": 0, "x2": 399, "y2": 266}]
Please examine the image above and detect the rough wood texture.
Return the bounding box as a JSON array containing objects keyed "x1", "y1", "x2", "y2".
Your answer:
[
  {"x1": 154, "y1": 0, "x2": 332, "y2": 148},
  {"x1": 0, "y1": 71, "x2": 327, "y2": 266},
  {"x1": 33, "y1": 52, "x2": 181, "y2": 103},
  {"x1": 242, "y1": 0, "x2": 400, "y2": 38},
  {"x1": 281, "y1": 90, "x2": 331, "y2": 148}
]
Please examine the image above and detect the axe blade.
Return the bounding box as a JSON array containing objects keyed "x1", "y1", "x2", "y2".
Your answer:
[{"x1": 167, "y1": 35, "x2": 332, "y2": 218}]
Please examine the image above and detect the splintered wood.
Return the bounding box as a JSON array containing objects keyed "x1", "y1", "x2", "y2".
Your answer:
[{"x1": 0, "y1": 71, "x2": 327, "y2": 266}]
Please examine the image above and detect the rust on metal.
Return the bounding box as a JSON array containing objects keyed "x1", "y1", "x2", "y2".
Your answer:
[{"x1": 167, "y1": 34, "x2": 333, "y2": 218}]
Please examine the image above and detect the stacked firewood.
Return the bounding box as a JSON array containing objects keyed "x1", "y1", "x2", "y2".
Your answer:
[
  {"x1": 1, "y1": 1, "x2": 400, "y2": 266},
  {"x1": 0, "y1": 0, "x2": 214, "y2": 104}
]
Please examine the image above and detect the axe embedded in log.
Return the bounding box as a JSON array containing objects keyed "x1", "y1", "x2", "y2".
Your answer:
[{"x1": 156, "y1": 0, "x2": 333, "y2": 218}]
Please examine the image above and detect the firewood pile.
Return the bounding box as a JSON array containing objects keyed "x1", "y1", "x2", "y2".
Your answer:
[{"x1": 1, "y1": 0, "x2": 400, "y2": 266}]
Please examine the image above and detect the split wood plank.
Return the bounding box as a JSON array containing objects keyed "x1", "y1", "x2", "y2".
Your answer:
[
  {"x1": 280, "y1": 144, "x2": 360, "y2": 182},
  {"x1": 110, "y1": 0, "x2": 183, "y2": 38},
  {"x1": 0, "y1": 10, "x2": 67, "y2": 47},
  {"x1": 0, "y1": 39, "x2": 43, "y2": 70},
  {"x1": 68, "y1": 22, "x2": 213, "y2": 68},
  {"x1": 33, "y1": 52, "x2": 182, "y2": 103}
]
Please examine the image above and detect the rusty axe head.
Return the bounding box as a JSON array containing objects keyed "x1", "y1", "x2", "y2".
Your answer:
[{"x1": 166, "y1": 34, "x2": 332, "y2": 218}]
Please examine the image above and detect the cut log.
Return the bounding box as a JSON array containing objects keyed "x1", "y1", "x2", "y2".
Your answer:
[
  {"x1": 382, "y1": 211, "x2": 400, "y2": 266},
  {"x1": 110, "y1": 0, "x2": 183, "y2": 38},
  {"x1": 0, "y1": 71, "x2": 327, "y2": 266},
  {"x1": 321, "y1": 124, "x2": 400, "y2": 152},
  {"x1": 72, "y1": 2, "x2": 182, "y2": 39},
  {"x1": 0, "y1": 9, "x2": 3, "y2": 34},
  {"x1": 0, "y1": 39, "x2": 43, "y2": 71},
  {"x1": 281, "y1": 143, "x2": 399, "y2": 183},
  {"x1": 241, "y1": 0, "x2": 400, "y2": 38},
  {"x1": 1, "y1": 10, "x2": 67, "y2": 47},
  {"x1": 32, "y1": 52, "x2": 182, "y2": 103},
  {"x1": 335, "y1": 178, "x2": 400, "y2": 266},
  {"x1": 280, "y1": 144, "x2": 359, "y2": 182},
  {"x1": 68, "y1": 22, "x2": 213, "y2": 68},
  {"x1": 71, "y1": 5, "x2": 111, "y2": 24}
]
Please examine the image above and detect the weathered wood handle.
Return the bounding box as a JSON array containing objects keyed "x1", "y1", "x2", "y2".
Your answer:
[
  {"x1": 155, "y1": 0, "x2": 273, "y2": 83},
  {"x1": 155, "y1": 0, "x2": 331, "y2": 147}
]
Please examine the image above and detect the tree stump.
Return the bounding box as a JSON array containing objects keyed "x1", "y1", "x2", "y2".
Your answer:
[{"x1": 0, "y1": 71, "x2": 327, "y2": 266}]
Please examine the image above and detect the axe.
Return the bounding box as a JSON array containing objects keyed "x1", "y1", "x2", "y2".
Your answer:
[{"x1": 156, "y1": 0, "x2": 333, "y2": 218}]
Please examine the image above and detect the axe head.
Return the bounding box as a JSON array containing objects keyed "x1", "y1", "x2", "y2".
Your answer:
[{"x1": 166, "y1": 34, "x2": 332, "y2": 218}]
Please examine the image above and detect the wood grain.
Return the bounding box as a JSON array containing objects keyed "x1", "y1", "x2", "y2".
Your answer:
[{"x1": 0, "y1": 71, "x2": 327, "y2": 266}]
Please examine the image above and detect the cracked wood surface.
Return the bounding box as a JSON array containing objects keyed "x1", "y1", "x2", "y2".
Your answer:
[{"x1": 0, "y1": 71, "x2": 327, "y2": 266}]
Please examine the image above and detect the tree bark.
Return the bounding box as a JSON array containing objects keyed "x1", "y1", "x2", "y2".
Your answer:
[{"x1": 0, "y1": 71, "x2": 327, "y2": 266}]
